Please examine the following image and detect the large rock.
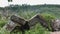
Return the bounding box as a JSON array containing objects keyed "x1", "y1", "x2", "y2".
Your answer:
[
  {"x1": 28, "y1": 14, "x2": 48, "y2": 29},
  {"x1": 3, "y1": 15, "x2": 26, "y2": 32},
  {"x1": 51, "y1": 19, "x2": 60, "y2": 31},
  {"x1": 10, "y1": 15, "x2": 26, "y2": 25},
  {"x1": 3, "y1": 21, "x2": 17, "y2": 32}
]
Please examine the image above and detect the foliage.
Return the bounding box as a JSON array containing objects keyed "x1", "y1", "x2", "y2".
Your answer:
[
  {"x1": 0, "y1": 20, "x2": 8, "y2": 28},
  {"x1": 0, "y1": 28, "x2": 10, "y2": 34},
  {"x1": 0, "y1": 11, "x2": 56, "y2": 34},
  {"x1": 0, "y1": 4, "x2": 60, "y2": 34},
  {"x1": 40, "y1": 13, "x2": 56, "y2": 31},
  {"x1": 18, "y1": 11, "x2": 37, "y2": 19},
  {"x1": 25, "y1": 23, "x2": 50, "y2": 34}
]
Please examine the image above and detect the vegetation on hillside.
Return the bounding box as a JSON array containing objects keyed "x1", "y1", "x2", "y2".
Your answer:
[{"x1": 0, "y1": 4, "x2": 59, "y2": 34}]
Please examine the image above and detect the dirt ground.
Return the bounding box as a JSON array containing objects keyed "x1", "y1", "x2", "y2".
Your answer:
[{"x1": 50, "y1": 31, "x2": 60, "y2": 34}]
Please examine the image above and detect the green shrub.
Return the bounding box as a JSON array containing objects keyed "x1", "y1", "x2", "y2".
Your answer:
[
  {"x1": 25, "y1": 23, "x2": 50, "y2": 34},
  {"x1": 0, "y1": 20, "x2": 8, "y2": 28},
  {"x1": 0, "y1": 28, "x2": 10, "y2": 34},
  {"x1": 18, "y1": 11, "x2": 37, "y2": 19},
  {"x1": 40, "y1": 13, "x2": 56, "y2": 31}
]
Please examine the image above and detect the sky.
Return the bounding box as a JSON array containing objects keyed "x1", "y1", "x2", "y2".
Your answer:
[{"x1": 0, "y1": 0, "x2": 60, "y2": 7}]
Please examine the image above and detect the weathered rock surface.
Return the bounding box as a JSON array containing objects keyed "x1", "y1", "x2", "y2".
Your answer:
[
  {"x1": 51, "y1": 19, "x2": 60, "y2": 31},
  {"x1": 10, "y1": 15, "x2": 26, "y2": 25},
  {"x1": 3, "y1": 15, "x2": 26, "y2": 32},
  {"x1": 28, "y1": 14, "x2": 48, "y2": 29},
  {"x1": 3, "y1": 21, "x2": 17, "y2": 32}
]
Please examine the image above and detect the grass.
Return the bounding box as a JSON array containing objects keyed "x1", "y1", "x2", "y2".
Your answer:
[
  {"x1": 0, "y1": 5, "x2": 60, "y2": 34},
  {"x1": 0, "y1": 11, "x2": 56, "y2": 34}
]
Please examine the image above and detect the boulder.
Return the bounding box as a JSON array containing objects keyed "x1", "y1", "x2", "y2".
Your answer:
[{"x1": 51, "y1": 19, "x2": 60, "y2": 31}]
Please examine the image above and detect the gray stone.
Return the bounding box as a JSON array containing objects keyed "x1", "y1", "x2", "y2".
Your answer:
[
  {"x1": 3, "y1": 15, "x2": 26, "y2": 32},
  {"x1": 10, "y1": 15, "x2": 26, "y2": 25},
  {"x1": 51, "y1": 19, "x2": 60, "y2": 31}
]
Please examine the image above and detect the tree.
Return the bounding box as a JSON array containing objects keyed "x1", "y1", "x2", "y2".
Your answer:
[{"x1": 8, "y1": 0, "x2": 12, "y2": 2}]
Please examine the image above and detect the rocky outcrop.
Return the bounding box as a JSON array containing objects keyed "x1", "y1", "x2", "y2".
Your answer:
[{"x1": 51, "y1": 19, "x2": 60, "y2": 31}]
